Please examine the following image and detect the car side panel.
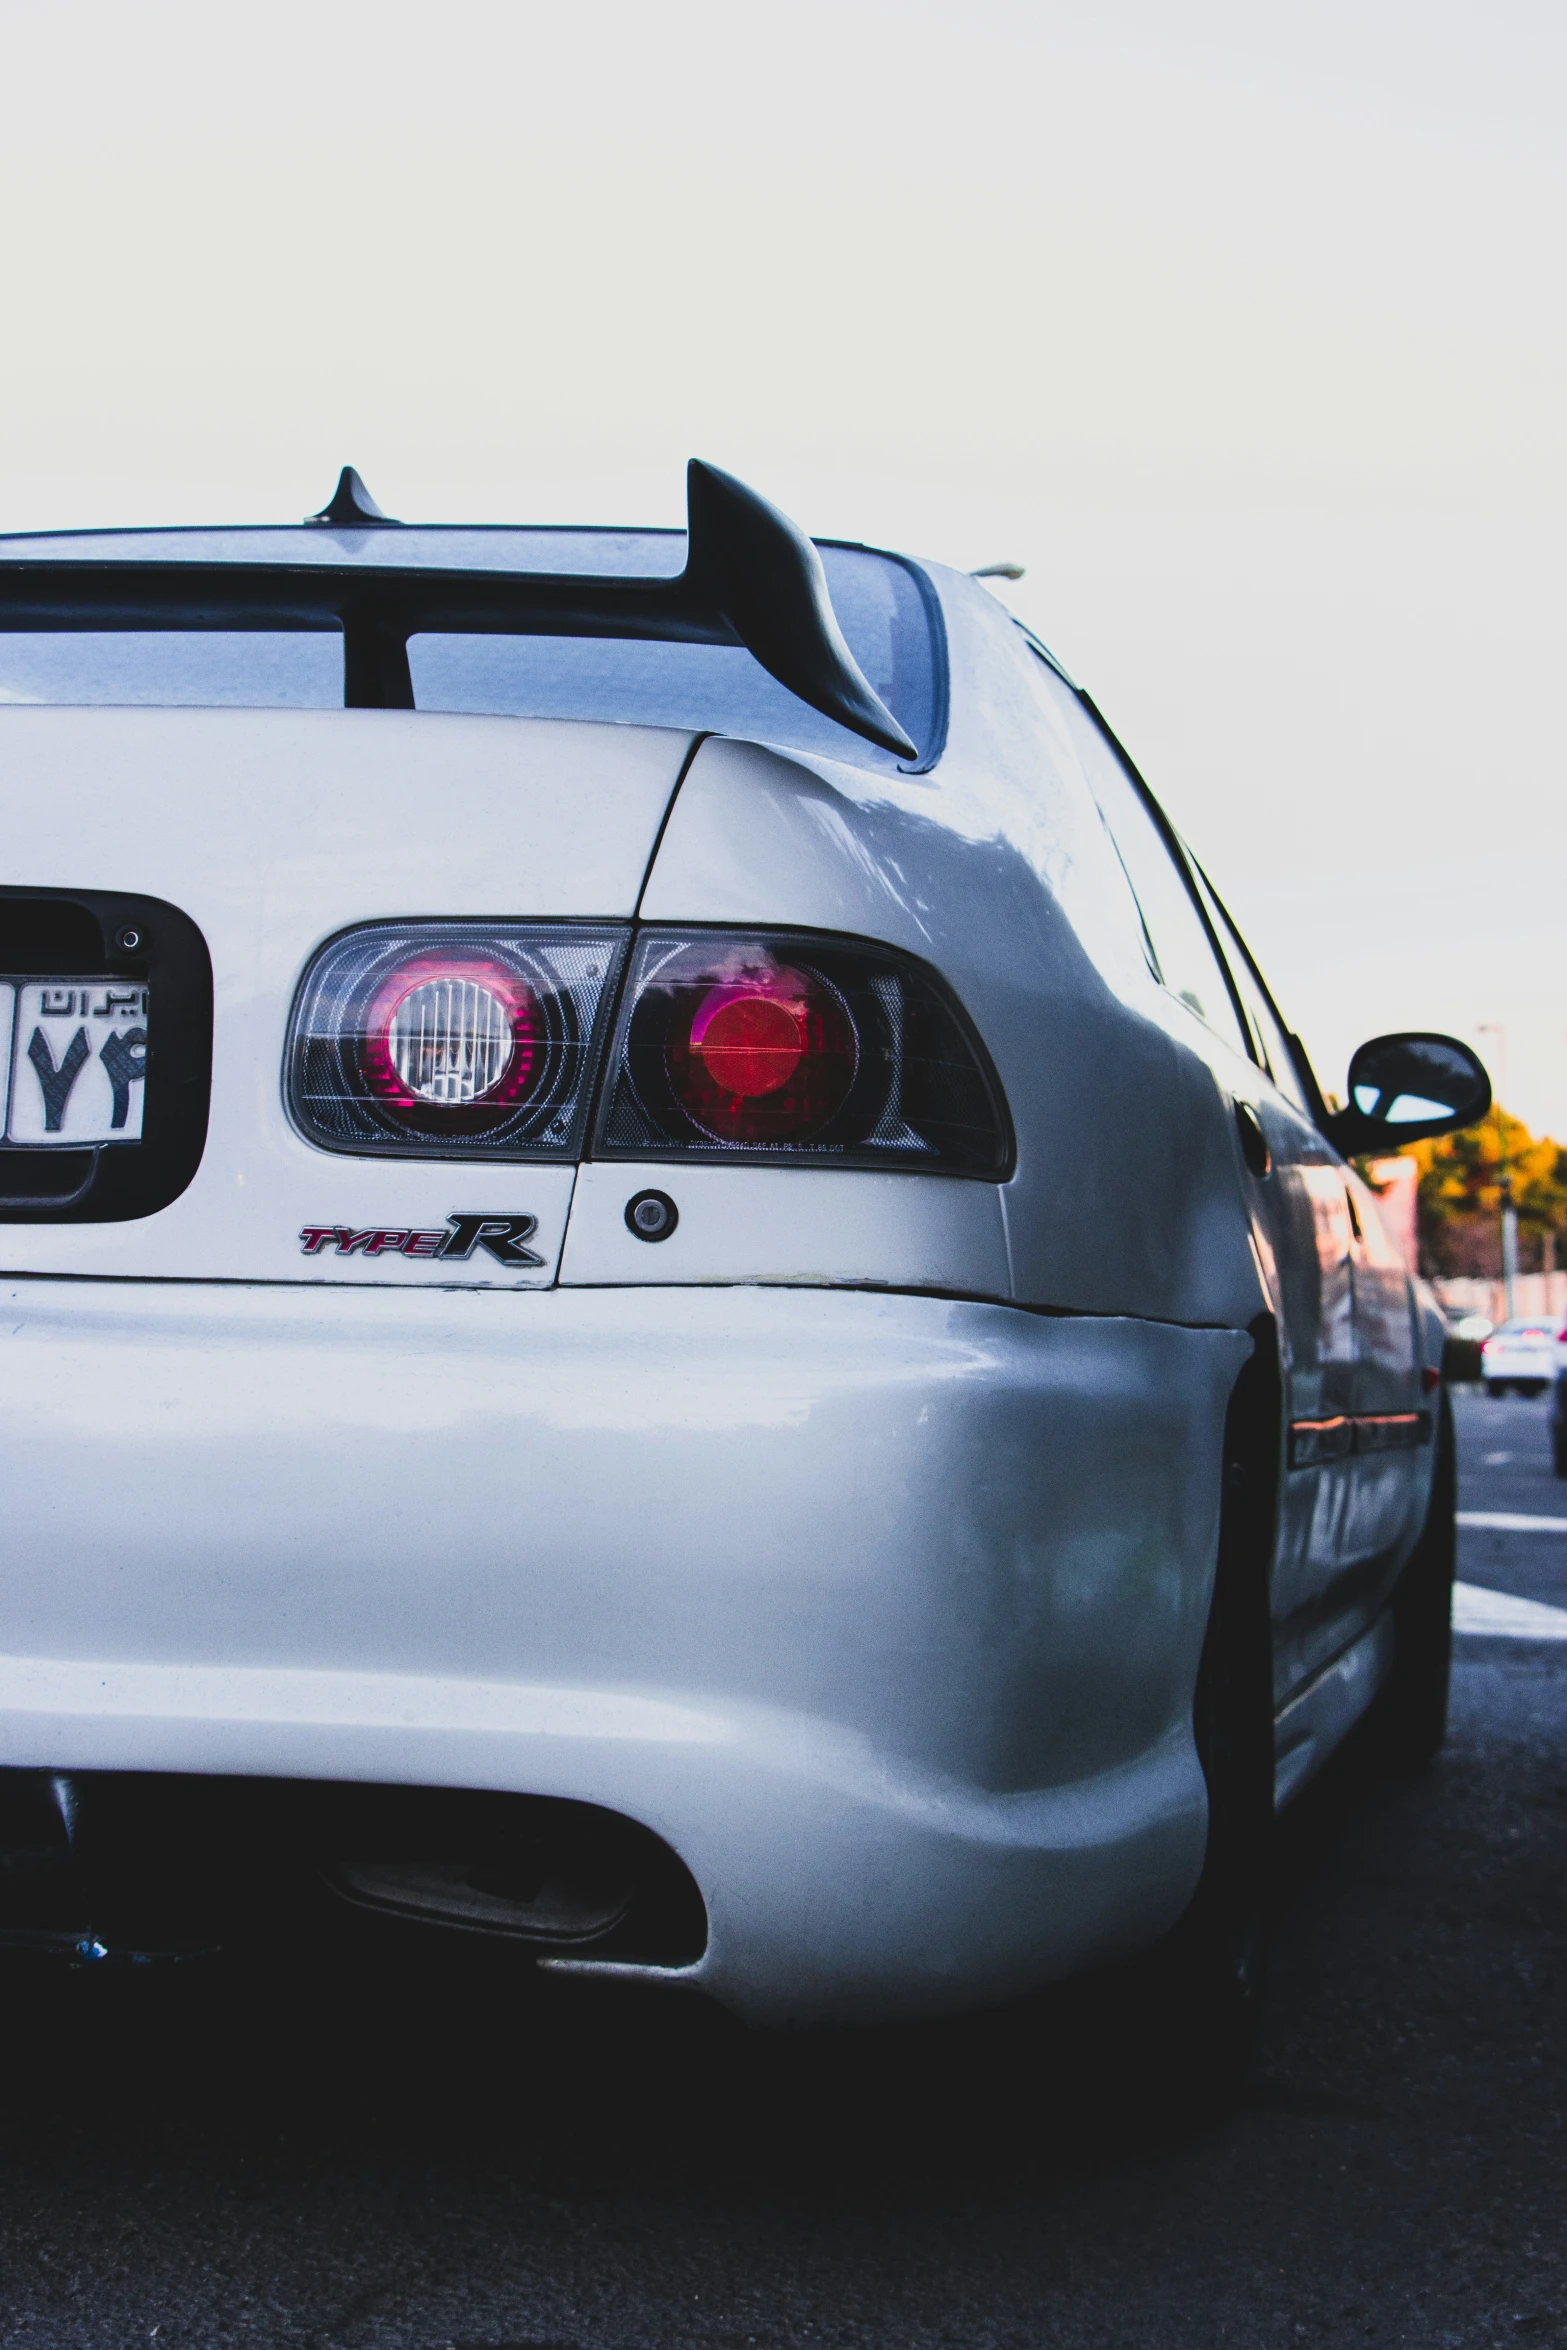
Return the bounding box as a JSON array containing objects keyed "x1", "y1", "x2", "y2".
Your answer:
[
  {"x1": 1345, "y1": 1167, "x2": 1428, "y2": 1575},
  {"x1": 1232, "y1": 1084, "x2": 1363, "y2": 1702}
]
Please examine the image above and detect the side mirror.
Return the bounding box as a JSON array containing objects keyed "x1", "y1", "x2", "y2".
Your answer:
[{"x1": 1323, "y1": 1032, "x2": 1491, "y2": 1157}]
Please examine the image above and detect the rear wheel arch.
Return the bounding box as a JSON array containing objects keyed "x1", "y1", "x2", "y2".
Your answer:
[{"x1": 1091, "y1": 1312, "x2": 1284, "y2": 2106}]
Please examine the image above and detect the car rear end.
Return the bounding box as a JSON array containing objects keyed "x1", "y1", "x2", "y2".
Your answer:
[
  {"x1": 0, "y1": 497, "x2": 1251, "y2": 2020},
  {"x1": 1480, "y1": 1319, "x2": 1557, "y2": 1395}
]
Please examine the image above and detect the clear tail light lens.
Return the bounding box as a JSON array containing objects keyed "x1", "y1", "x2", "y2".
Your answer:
[
  {"x1": 595, "y1": 930, "x2": 1012, "y2": 1174},
  {"x1": 365, "y1": 956, "x2": 541, "y2": 1109},
  {"x1": 287, "y1": 922, "x2": 626, "y2": 1157}
]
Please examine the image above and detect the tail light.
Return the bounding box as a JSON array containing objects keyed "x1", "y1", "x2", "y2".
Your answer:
[
  {"x1": 287, "y1": 922, "x2": 626, "y2": 1157},
  {"x1": 594, "y1": 931, "x2": 1012, "y2": 1174},
  {"x1": 287, "y1": 921, "x2": 1011, "y2": 1176}
]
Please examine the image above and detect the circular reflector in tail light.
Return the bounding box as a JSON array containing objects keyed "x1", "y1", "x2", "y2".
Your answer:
[
  {"x1": 661, "y1": 953, "x2": 857, "y2": 1143},
  {"x1": 286, "y1": 921, "x2": 628, "y2": 1159},
  {"x1": 597, "y1": 929, "x2": 1014, "y2": 1174},
  {"x1": 364, "y1": 957, "x2": 541, "y2": 1112}
]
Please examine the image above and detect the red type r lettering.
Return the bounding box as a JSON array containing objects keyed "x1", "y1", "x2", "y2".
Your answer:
[
  {"x1": 298, "y1": 1226, "x2": 347, "y2": 1256},
  {"x1": 299, "y1": 1219, "x2": 538, "y2": 1262}
]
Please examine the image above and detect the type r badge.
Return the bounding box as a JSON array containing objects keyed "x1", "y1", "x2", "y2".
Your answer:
[{"x1": 299, "y1": 1213, "x2": 543, "y2": 1267}]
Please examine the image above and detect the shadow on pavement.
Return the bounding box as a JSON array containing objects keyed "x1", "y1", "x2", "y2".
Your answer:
[
  {"x1": 0, "y1": 1647, "x2": 1561, "y2": 2346},
  {"x1": 0, "y1": 1705, "x2": 1457, "y2": 2194}
]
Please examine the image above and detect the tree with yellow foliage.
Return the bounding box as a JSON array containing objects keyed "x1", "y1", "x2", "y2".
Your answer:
[{"x1": 1390, "y1": 1111, "x2": 1567, "y2": 1277}]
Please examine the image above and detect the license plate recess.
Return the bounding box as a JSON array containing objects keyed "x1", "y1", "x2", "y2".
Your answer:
[{"x1": 0, "y1": 890, "x2": 211, "y2": 1224}]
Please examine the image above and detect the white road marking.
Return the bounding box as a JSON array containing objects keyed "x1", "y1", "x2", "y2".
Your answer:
[
  {"x1": 1454, "y1": 1582, "x2": 1567, "y2": 1640},
  {"x1": 1482, "y1": 1451, "x2": 1513, "y2": 1465},
  {"x1": 1457, "y1": 1511, "x2": 1567, "y2": 1533}
]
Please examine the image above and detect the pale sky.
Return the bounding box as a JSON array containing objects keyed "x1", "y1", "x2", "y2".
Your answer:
[{"x1": 1, "y1": 0, "x2": 1563, "y2": 1125}]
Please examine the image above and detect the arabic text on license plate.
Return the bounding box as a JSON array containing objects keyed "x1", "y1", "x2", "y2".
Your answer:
[{"x1": 0, "y1": 979, "x2": 149, "y2": 1145}]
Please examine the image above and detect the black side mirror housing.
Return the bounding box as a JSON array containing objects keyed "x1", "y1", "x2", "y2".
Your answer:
[{"x1": 1322, "y1": 1032, "x2": 1491, "y2": 1157}]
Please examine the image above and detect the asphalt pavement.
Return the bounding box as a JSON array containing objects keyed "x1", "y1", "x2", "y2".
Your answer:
[
  {"x1": 1455, "y1": 1383, "x2": 1567, "y2": 1607},
  {"x1": 0, "y1": 1391, "x2": 1563, "y2": 2350}
]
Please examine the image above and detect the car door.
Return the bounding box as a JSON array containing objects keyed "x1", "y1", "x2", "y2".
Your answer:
[
  {"x1": 1185, "y1": 869, "x2": 1399, "y2": 1699},
  {"x1": 1342, "y1": 1163, "x2": 1428, "y2": 1589},
  {"x1": 1197, "y1": 886, "x2": 1427, "y2": 1638}
]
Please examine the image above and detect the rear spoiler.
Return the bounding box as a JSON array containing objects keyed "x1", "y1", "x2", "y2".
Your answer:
[{"x1": 0, "y1": 459, "x2": 918, "y2": 760}]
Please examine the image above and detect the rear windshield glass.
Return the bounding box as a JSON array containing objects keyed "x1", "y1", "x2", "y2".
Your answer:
[
  {"x1": 0, "y1": 536, "x2": 939, "y2": 767},
  {"x1": 0, "y1": 633, "x2": 342, "y2": 709},
  {"x1": 410, "y1": 547, "x2": 935, "y2": 768}
]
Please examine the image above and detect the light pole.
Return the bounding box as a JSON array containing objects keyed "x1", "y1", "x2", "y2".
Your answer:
[{"x1": 1478, "y1": 1023, "x2": 1516, "y2": 1320}]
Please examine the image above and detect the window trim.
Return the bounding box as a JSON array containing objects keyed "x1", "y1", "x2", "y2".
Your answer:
[
  {"x1": 1187, "y1": 858, "x2": 1336, "y2": 1133},
  {"x1": 1024, "y1": 637, "x2": 1340, "y2": 1140},
  {"x1": 1071, "y1": 688, "x2": 1258, "y2": 1065}
]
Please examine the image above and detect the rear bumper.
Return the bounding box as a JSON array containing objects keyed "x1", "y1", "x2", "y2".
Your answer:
[{"x1": 0, "y1": 1278, "x2": 1249, "y2": 2021}]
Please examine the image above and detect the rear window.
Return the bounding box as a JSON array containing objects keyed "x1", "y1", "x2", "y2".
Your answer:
[
  {"x1": 0, "y1": 633, "x2": 342, "y2": 709},
  {"x1": 0, "y1": 539, "x2": 940, "y2": 768},
  {"x1": 407, "y1": 546, "x2": 935, "y2": 767}
]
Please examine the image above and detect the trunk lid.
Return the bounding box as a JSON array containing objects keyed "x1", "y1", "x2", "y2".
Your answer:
[{"x1": 0, "y1": 707, "x2": 693, "y2": 1284}]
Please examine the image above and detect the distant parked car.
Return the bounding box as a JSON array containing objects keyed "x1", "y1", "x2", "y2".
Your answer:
[{"x1": 1480, "y1": 1318, "x2": 1558, "y2": 1396}]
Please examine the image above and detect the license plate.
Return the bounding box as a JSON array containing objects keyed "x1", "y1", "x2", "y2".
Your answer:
[{"x1": 0, "y1": 978, "x2": 149, "y2": 1146}]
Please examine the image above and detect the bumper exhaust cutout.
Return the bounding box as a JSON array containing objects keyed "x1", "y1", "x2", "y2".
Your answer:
[{"x1": 0, "y1": 1771, "x2": 706, "y2": 1970}]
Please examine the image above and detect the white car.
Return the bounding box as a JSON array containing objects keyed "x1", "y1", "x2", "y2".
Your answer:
[
  {"x1": 1480, "y1": 1317, "x2": 1559, "y2": 1396},
  {"x1": 0, "y1": 461, "x2": 1491, "y2": 2088}
]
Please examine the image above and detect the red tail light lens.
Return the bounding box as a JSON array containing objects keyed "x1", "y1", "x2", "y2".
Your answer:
[
  {"x1": 287, "y1": 922, "x2": 626, "y2": 1157},
  {"x1": 666, "y1": 956, "x2": 858, "y2": 1143},
  {"x1": 596, "y1": 931, "x2": 1011, "y2": 1173}
]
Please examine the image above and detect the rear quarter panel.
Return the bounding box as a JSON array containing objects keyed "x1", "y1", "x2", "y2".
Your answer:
[{"x1": 619, "y1": 569, "x2": 1262, "y2": 1327}]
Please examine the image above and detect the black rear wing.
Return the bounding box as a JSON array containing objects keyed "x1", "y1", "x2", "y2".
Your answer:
[{"x1": 0, "y1": 459, "x2": 918, "y2": 760}]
